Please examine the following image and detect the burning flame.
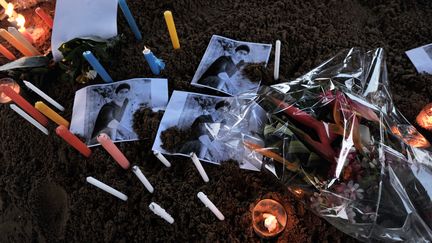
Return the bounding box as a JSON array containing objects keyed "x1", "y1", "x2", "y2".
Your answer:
[
  {"x1": 252, "y1": 199, "x2": 287, "y2": 238},
  {"x1": 5, "y1": 3, "x2": 14, "y2": 18},
  {"x1": 391, "y1": 125, "x2": 430, "y2": 148},
  {"x1": 263, "y1": 213, "x2": 278, "y2": 232},
  {"x1": 416, "y1": 103, "x2": 432, "y2": 131},
  {"x1": 16, "y1": 14, "x2": 26, "y2": 32}
]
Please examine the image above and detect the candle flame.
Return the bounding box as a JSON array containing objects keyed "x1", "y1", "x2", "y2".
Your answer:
[
  {"x1": 263, "y1": 213, "x2": 278, "y2": 232},
  {"x1": 16, "y1": 14, "x2": 26, "y2": 32},
  {"x1": 5, "y1": 3, "x2": 14, "y2": 18}
]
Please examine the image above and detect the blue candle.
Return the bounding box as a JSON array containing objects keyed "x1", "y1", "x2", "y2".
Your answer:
[
  {"x1": 118, "y1": 0, "x2": 142, "y2": 41},
  {"x1": 82, "y1": 51, "x2": 113, "y2": 83},
  {"x1": 143, "y1": 47, "x2": 165, "y2": 75}
]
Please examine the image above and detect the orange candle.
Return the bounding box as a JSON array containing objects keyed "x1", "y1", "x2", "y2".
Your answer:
[
  {"x1": 35, "y1": 101, "x2": 69, "y2": 127},
  {"x1": 35, "y1": 7, "x2": 53, "y2": 29},
  {"x1": 56, "y1": 125, "x2": 92, "y2": 157},
  {"x1": 0, "y1": 43, "x2": 16, "y2": 60},
  {"x1": 0, "y1": 28, "x2": 33, "y2": 56},
  {"x1": 0, "y1": 85, "x2": 48, "y2": 126},
  {"x1": 97, "y1": 133, "x2": 130, "y2": 169}
]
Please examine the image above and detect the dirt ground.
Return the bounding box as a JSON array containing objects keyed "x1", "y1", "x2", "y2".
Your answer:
[{"x1": 1, "y1": 0, "x2": 432, "y2": 242}]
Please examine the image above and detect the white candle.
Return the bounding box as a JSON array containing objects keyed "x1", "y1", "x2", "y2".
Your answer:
[
  {"x1": 132, "y1": 165, "x2": 154, "y2": 193},
  {"x1": 153, "y1": 151, "x2": 171, "y2": 167},
  {"x1": 197, "y1": 192, "x2": 225, "y2": 220},
  {"x1": 274, "y1": 40, "x2": 281, "y2": 80},
  {"x1": 23, "y1": 81, "x2": 65, "y2": 111},
  {"x1": 10, "y1": 104, "x2": 48, "y2": 135},
  {"x1": 190, "y1": 152, "x2": 209, "y2": 182},
  {"x1": 149, "y1": 202, "x2": 174, "y2": 224},
  {"x1": 86, "y1": 176, "x2": 128, "y2": 201},
  {"x1": 7, "y1": 27, "x2": 40, "y2": 56}
]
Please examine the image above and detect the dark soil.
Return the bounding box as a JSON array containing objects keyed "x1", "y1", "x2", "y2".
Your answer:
[{"x1": 1, "y1": 0, "x2": 432, "y2": 242}]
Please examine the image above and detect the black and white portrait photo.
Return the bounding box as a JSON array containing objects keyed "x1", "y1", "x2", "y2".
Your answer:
[
  {"x1": 191, "y1": 35, "x2": 272, "y2": 95},
  {"x1": 70, "y1": 78, "x2": 168, "y2": 146},
  {"x1": 152, "y1": 91, "x2": 267, "y2": 171}
]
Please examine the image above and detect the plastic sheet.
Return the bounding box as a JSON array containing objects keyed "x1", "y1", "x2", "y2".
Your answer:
[{"x1": 220, "y1": 48, "x2": 432, "y2": 242}]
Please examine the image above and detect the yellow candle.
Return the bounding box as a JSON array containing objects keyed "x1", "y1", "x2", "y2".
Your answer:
[
  {"x1": 8, "y1": 27, "x2": 40, "y2": 56},
  {"x1": 0, "y1": 28, "x2": 33, "y2": 56},
  {"x1": 164, "y1": 11, "x2": 180, "y2": 49},
  {"x1": 35, "y1": 101, "x2": 70, "y2": 128},
  {"x1": 0, "y1": 0, "x2": 9, "y2": 10}
]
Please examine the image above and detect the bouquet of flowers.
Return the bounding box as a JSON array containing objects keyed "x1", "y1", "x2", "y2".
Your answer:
[{"x1": 222, "y1": 48, "x2": 432, "y2": 242}]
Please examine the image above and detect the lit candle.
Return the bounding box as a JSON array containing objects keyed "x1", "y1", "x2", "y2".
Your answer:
[
  {"x1": 197, "y1": 192, "x2": 225, "y2": 220},
  {"x1": 82, "y1": 51, "x2": 113, "y2": 83},
  {"x1": 10, "y1": 104, "x2": 48, "y2": 135},
  {"x1": 0, "y1": 43, "x2": 16, "y2": 60},
  {"x1": 15, "y1": 14, "x2": 33, "y2": 43},
  {"x1": 153, "y1": 151, "x2": 171, "y2": 167},
  {"x1": 274, "y1": 40, "x2": 281, "y2": 80},
  {"x1": 118, "y1": 0, "x2": 142, "y2": 41},
  {"x1": 35, "y1": 101, "x2": 69, "y2": 127},
  {"x1": 0, "y1": 78, "x2": 20, "y2": 103},
  {"x1": 132, "y1": 165, "x2": 154, "y2": 193},
  {"x1": 23, "y1": 80, "x2": 65, "y2": 111},
  {"x1": 190, "y1": 152, "x2": 209, "y2": 183},
  {"x1": 86, "y1": 176, "x2": 128, "y2": 201},
  {"x1": 416, "y1": 103, "x2": 432, "y2": 130},
  {"x1": 0, "y1": 85, "x2": 48, "y2": 126},
  {"x1": 164, "y1": 11, "x2": 180, "y2": 49},
  {"x1": 7, "y1": 27, "x2": 39, "y2": 55},
  {"x1": 35, "y1": 7, "x2": 53, "y2": 29},
  {"x1": 97, "y1": 133, "x2": 130, "y2": 169},
  {"x1": 149, "y1": 202, "x2": 174, "y2": 224},
  {"x1": 143, "y1": 46, "x2": 165, "y2": 75},
  {"x1": 0, "y1": 28, "x2": 34, "y2": 56},
  {"x1": 56, "y1": 125, "x2": 92, "y2": 157},
  {"x1": 252, "y1": 199, "x2": 287, "y2": 238}
]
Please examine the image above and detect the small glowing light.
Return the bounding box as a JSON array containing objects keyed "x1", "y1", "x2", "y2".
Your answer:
[
  {"x1": 6, "y1": 3, "x2": 14, "y2": 18},
  {"x1": 252, "y1": 199, "x2": 287, "y2": 238},
  {"x1": 417, "y1": 103, "x2": 432, "y2": 131},
  {"x1": 16, "y1": 14, "x2": 26, "y2": 32},
  {"x1": 263, "y1": 213, "x2": 278, "y2": 232}
]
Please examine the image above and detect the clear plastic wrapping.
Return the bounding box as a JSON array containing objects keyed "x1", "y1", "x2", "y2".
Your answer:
[{"x1": 218, "y1": 48, "x2": 432, "y2": 242}]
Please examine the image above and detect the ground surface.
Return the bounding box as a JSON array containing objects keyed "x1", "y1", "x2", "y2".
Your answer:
[{"x1": 1, "y1": 0, "x2": 432, "y2": 242}]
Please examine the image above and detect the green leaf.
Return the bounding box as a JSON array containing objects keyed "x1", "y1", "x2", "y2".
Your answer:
[{"x1": 0, "y1": 56, "x2": 49, "y2": 71}]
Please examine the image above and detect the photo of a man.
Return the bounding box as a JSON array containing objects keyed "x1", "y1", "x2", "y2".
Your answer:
[
  {"x1": 197, "y1": 45, "x2": 250, "y2": 93},
  {"x1": 90, "y1": 83, "x2": 134, "y2": 142},
  {"x1": 191, "y1": 35, "x2": 272, "y2": 95}
]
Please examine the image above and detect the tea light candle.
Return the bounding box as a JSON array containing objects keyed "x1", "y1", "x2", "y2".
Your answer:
[
  {"x1": 23, "y1": 81, "x2": 65, "y2": 111},
  {"x1": 274, "y1": 40, "x2": 281, "y2": 80},
  {"x1": 197, "y1": 192, "x2": 225, "y2": 220},
  {"x1": 118, "y1": 0, "x2": 142, "y2": 41},
  {"x1": 0, "y1": 28, "x2": 33, "y2": 56},
  {"x1": 252, "y1": 199, "x2": 287, "y2": 238},
  {"x1": 97, "y1": 133, "x2": 130, "y2": 169},
  {"x1": 132, "y1": 165, "x2": 154, "y2": 193},
  {"x1": 0, "y1": 78, "x2": 20, "y2": 103},
  {"x1": 82, "y1": 51, "x2": 113, "y2": 83},
  {"x1": 0, "y1": 43, "x2": 16, "y2": 60},
  {"x1": 35, "y1": 101, "x2": 69, "y2": 127},
  {"x1": 10, "y1": 104, "x2": 48, "y2": 135},
  {"x1": 7, "y1": 27, "x2": 40, "y2": 55},
  {"x1": 35, "y1": 7, "x2": 53, "y2": 28},
  {"x1": 143, "y1": 47, "x2": 165, "y2": 75},
  {"x1": 56, "y1": 125, "x2": 92, "y2": 157},
  {"x1": 149, "y1": 202, "x2": 174, "y2": 224},
  {"x1": 0, "y1": 85, "x2": 48, "y2": 126},
  {"x1": 153, "y1": 151, "x2": 171, "y2": 167},
  {"x1": 190, "y1": 152, "x2": 209, "y2": 182},
  {"x1": 164, "y1": 11, "x2": 180, "y2": 49},
  {"x1": 86, "y1": 176, "x2": 128, "y2": 201}
]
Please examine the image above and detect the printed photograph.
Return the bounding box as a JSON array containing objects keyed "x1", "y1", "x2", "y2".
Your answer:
[
  {"x1": 70, "y1": 78, "x2": 168, "y2": 146},
  {"x1": 191, "y1": 35, "x2": 272, "y2": 95},
  {"x1": 152, "y1": 91, "x2": 268, "y2": 171}
]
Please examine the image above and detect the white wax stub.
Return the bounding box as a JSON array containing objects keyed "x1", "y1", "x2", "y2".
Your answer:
[
  {"x1": 149, "y1": 202, "x2": 174, "y2": 224},
  {"x1": 153, "y1": 151, "x2": 171, "y2": 167},
  {"x1": 132, "y1": 165, "x2": 154, "y2": 193},
  {"x1": 190, "y1": 152, "x2": 209, "y2": 182},
  {"x1": 23, "y1": 80, "x2": 65, "y2": 111},
  {"x1": 197, "y1": 192, "x2": 225, "y2": 221},
  {"x1": 274, "y1": 40, "x2": 281, "y2": 80},
  {"x1": 86, "y1": 176, "x2": 128, "y2": 201},
  {"x1": 10, "y1": 104, "x2": 48, "y2": 135}
]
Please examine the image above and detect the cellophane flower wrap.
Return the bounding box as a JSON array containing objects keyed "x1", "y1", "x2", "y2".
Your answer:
[{"x1": 221, "y1": 48, "x2": 432, "y2": 242}]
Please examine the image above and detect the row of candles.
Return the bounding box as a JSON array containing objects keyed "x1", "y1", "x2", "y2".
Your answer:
[
  {"x1": 0, "y1": 77, "x2": 225, "y2": 223},
  {"x1": 0, "y1": 0, "x2": 53, "y2": 60}
]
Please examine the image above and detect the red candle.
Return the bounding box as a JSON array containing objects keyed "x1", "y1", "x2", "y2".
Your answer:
[
  {"x1": 0, "y1": 85, "x2": 48, "y2": 126},
  {"x1": 0, "y1": 44, "x2": 16, "y2": 61},
  {"x1": 97, "y1": 133, "x2": 130, "y2": 169},
  {"x1": 35, "y1": 7, "x2": 53, "y2": 29},
  {"x1": 56, "y1": 125, "x2": 92, "y2": 157}
]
